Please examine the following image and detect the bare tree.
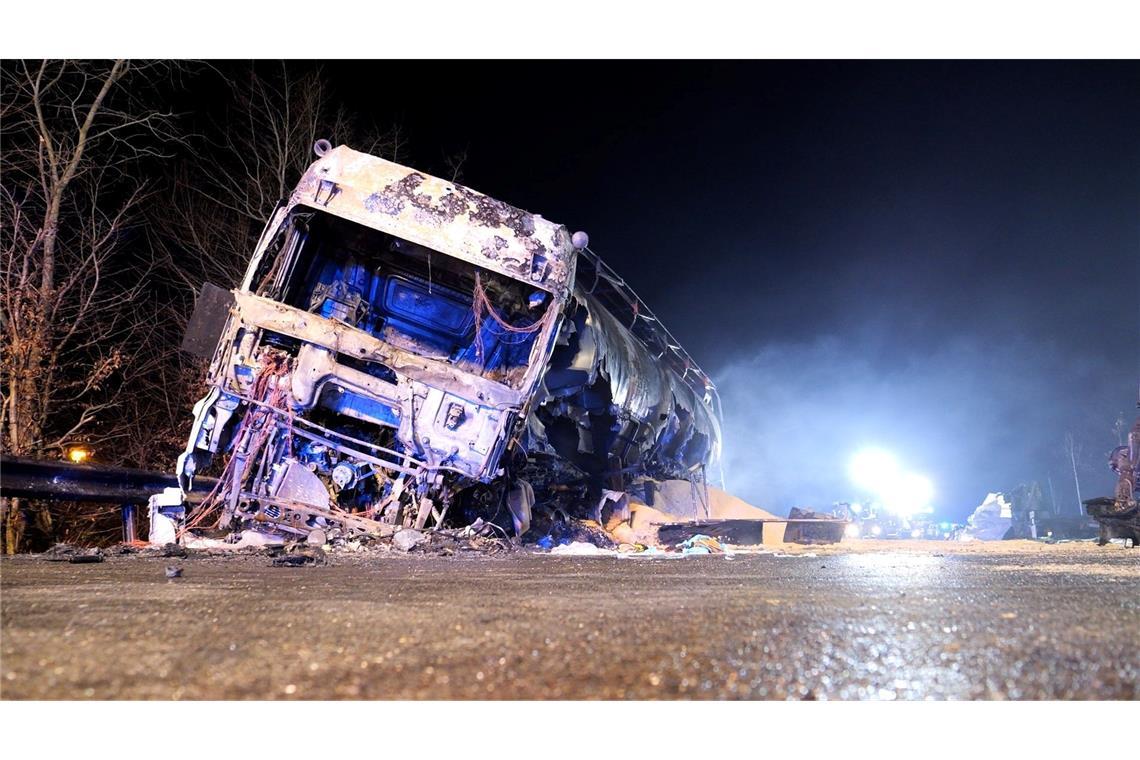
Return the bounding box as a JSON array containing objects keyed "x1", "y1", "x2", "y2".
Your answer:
[
  {"x1": 0, "y1": 59, "x2": 183, "y2": 552},
  {"x1": 443, "y1": 146, "x2": 469, "y2": 183},
  {"x1": 149, "y1": 63, "x2": 403, "y2": 299}
]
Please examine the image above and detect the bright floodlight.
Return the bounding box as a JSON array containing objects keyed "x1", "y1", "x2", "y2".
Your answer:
[
  {"x1": 880, "y1": 472, "x2": 935, "y2": 517},
  {"x1": 848, "y1": 448, "x2": 900, "y2": 492},
  {"x1": 849, "y1": 448, "x2": 935, "y2": 517}
]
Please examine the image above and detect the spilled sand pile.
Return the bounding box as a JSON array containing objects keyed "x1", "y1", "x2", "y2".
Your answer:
[{"x1": 607, "y1": 481, "x2": 779, "y2": 546}]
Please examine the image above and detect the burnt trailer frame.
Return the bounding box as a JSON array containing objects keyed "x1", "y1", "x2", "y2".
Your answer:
[{"x1": 170, "y1": 144, "x2": 722, "y2": 543}]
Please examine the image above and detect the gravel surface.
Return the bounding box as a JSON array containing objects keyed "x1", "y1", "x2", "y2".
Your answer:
[{"x1": 1, "y1": 540, "x2": 1137, "y2": 699}]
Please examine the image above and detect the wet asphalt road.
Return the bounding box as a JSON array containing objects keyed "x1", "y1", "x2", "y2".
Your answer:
[{"x1": 1, "y1": 542, "x2": 1137, "y2": 699}]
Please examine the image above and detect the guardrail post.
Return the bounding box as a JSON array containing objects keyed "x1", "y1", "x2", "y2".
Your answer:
[{"x1": 121, "y1": 503, "x2": 137, "y2": 544}]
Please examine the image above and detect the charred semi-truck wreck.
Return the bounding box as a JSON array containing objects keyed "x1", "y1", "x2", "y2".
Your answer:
[{"x1": 161, "y1": 142, "x2": 721, "y2": 544}]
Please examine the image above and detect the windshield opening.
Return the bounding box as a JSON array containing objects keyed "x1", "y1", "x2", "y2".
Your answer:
[{"x1": 254, "y1": 208, "x2": 553, "y2": 389}]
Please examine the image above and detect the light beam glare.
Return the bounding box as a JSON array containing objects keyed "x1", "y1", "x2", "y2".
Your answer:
[
  {"x1": 848, "y1": 448, "x2": 935, "y2": 518},
  {"x1": 848, "y1": 448, "x2": 900, "y2": 492}
]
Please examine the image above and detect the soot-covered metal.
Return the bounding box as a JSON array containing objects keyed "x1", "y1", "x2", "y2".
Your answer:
[{"x1": 161, "y1": 143, "x2": 722, "y2": 544}]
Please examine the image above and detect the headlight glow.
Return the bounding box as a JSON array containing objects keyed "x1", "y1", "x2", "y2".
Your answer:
[{"x1": 848, "y1": 448, "x2": 935, "y2": 519}]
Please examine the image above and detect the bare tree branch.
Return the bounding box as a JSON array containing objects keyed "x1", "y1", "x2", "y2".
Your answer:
[{"x1": 0, "y1": 58, "x2": 186, "y2": 552}]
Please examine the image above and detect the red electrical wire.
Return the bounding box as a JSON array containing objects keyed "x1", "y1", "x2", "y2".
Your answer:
[
  {"x1": 179, "y1": 354, "x2": 294, "y2": 538},
  {"x1": 472, "y1": 271, "x2": 552, "y2": 361}
]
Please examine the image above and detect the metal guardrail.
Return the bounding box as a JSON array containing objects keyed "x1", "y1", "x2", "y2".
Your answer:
[{"x1": 0, "y1": 456, "x2": 214, "y2": 505}]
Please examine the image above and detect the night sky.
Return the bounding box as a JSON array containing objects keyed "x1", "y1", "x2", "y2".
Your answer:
[{"x1": 224, "y1": 61, "x2": 1139, "y2": 520}]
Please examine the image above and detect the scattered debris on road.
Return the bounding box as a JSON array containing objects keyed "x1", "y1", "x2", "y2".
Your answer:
[
  {"x1": 41, "y1": 544, "x2": 105, "y2": 563},
  {"x1": 391, "y1": 529, "x2": 426, "y2": 552},
  {"x1": 67, "y1": 552, "x2": 104, "y2": 564}
]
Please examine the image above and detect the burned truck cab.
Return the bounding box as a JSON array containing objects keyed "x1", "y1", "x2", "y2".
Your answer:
[{"x1": 173, "y1": 144, "x2": 577, "y2": 538}]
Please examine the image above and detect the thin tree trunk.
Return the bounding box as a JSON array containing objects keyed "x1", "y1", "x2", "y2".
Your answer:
[
  {"x1": 2, "y1": 497, "x2": 25, "y2": 555},
  {"x1": 1069, "y1": 448, "x2": 1083, "y2": 515}
]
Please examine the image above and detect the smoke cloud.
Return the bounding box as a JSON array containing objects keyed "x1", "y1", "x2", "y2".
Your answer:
[{"x1": 712, "y1": 330, "x2": 1128, "y2": 521}]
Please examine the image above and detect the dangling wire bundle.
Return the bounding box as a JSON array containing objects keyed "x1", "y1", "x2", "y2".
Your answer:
[
  {"x1": 471, "y1": 271, "x2": 553, "y2": 362},
  {"x1": 179, "y1": 354, "x2": 295, "y2": 538}
]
